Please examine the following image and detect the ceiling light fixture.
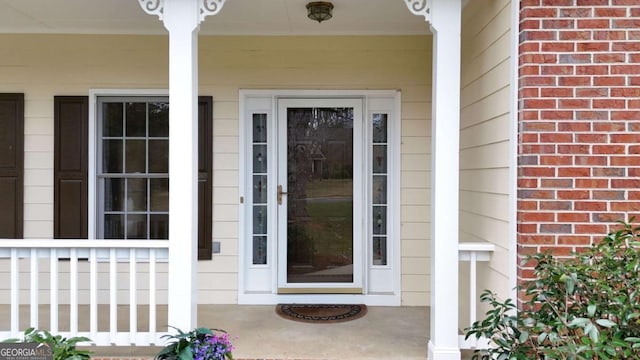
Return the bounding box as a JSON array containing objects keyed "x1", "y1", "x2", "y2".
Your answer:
[{"x1": 306, "y1": 1, "x2": 334, "y2": 23}]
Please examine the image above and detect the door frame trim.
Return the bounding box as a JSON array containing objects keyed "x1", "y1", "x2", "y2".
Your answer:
[{"x1": 238, "y1": 89, "x2": 402, "y2": 306}]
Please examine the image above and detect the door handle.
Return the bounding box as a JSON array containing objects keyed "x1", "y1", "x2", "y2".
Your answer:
[{"x1": 278, "y1": 185, "x2": 288, "y2": 205}]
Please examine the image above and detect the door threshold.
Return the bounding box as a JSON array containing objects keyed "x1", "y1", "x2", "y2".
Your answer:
[{"x1": 278, "y1": 287, "x2": 363, "y2": 294}]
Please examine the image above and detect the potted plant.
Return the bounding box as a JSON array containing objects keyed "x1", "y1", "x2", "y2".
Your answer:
[
  {"x1": 3, "y1": 328, "x2": 92, "y2": 360},
  {"x1": 155, "y1": 327, "x2": 234, "y2": 360}
]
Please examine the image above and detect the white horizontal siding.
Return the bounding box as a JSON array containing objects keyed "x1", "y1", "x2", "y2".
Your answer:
[
  {"x1": 1, "y1": 34, "x2": 433, "y2": 305},
  {"x1": 459, "y1": 0, "x2": 513, "y2": 332}
]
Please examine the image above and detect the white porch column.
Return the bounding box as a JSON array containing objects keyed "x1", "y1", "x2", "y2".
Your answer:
[
  {"x1": 404, "y1": 1, "x2": 462, "y2": 359},
  {"x1": 165, "y1": 0, "x2": 200, "y2": 331},
  {"x1": 138, "y1": 0, "x2": 226, "y2": 332},
  {"x1": 428, "y1": 1, "x2": 462, "y2": 359}
]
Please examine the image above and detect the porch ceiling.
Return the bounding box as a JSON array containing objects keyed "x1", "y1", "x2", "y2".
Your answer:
[{"x1": 0, "y1": 0, "x2": 431, "y2": 36}]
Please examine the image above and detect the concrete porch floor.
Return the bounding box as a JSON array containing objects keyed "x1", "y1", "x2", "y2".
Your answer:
[
  {"x1": 3, "y1": 305, "x2": 430, "y2": 359},
  {"x1": 92, "y1": 305, "x2": 429, "y2": 360}
]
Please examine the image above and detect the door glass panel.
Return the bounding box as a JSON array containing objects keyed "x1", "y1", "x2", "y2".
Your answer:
[
  {"x1": 251, "y1": 113, "x2": 269, "y2": 265},
  {"x1": 372, "y1": 175, "x2": 387, "y2": 205},
  {"x1": 372, "y1": 114, "x2": 387, "y2": 143},
  {"x1": 253, "y1": 114, "x2": 267, "y2": 143},
  {"x1": 373, "y1": 145, "x2": 387, "y2": 173},
  {"x1": 253, "y1": 144, "x2": 267, "y2": 173},
  {"x1": 253, "y1": 236, "x2": 267, "y2": 265},
  {"x1": 372, "y1": 113, "x2": 388, "y2": 265},
  {"x1": 372, "y1": 206, "x2": 387, "y2": 235},
  {"x1": 253, "y1": 175, "x2": 268, "y2": 204},
  {"x1": 372, "y1": 237, "x2": 387, "y2": 266},
  {"x1": 286, "y1": 107, "x2": 354, "y2": 283},
  {"x1": 253, "y1": 205, "x2": 267, "y2": 234}
]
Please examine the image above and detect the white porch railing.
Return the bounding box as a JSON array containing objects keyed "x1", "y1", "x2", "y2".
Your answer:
[
  {"x1": 0, "y1": 239, "x2": 169, "y2": 346},
  {"x1": 458, "y1": 242, "x2": 495, "y2": 350},
  {"x1": 0, "y1": 239, "x2": 495, "y2": 350}
]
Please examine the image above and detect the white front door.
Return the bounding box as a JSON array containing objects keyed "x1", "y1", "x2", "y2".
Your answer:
[
  {"x1": 276, "y1": 98, "x2": 364, "y2": 293},
  {"x1": 240, "y1": 90, "x2": 400, "y2": 305}
]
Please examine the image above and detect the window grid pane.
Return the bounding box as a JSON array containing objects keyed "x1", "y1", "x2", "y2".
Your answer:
[
  {"x1": 99, "y1": 99, "x2": 169, "y2": 240},
  {"x1": 102, "y1": 139, "x2": 123, "y2": 173},
  {"x1": 103, "y1": 103, "x2": 123, "y2": 137},
  {"x1": 252, "y1": 113, "x2": 268, "y2": 265},
  {"x1": 372, "y1": 113, "x2": 388, "y2": 266},
  {"x1": 149, "y1": 103, "x2": 169, "y2": 137}
]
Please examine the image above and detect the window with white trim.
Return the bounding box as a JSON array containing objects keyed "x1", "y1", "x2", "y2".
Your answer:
[{"x1": 97, "y1": 97, "x2": 169, "y2": 240}]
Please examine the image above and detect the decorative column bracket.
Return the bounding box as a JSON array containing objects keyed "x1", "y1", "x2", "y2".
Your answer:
[
  {"x1": 200, "y1": 0, "x2": 226, "y2": 21},
  {"x1": 404, "y1": 0, "x2": 431, "y2": 23},
  {"x1": 138, "y1": 0, "x2": 164, "y2": 20},
  {"x1": 138, "y1": 0, "x2": 227, "y2": 23}
]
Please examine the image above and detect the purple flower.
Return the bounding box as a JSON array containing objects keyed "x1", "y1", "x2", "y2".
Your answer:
[{"x1": 191, "y1": 331, "x2": 234, "y2": 360}]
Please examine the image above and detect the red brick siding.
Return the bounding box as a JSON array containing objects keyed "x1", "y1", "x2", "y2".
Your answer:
[{"x1": 518, "y1": 0, "x2": 640, "y2": 287}]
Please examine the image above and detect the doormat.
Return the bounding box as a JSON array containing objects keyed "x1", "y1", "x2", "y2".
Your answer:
[{"x1": 276, "y1": 304, "x2": 367, "y2": 323}]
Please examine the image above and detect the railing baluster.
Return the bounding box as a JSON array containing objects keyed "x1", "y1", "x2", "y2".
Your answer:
[
  {"x1": 50, "y1": 249, "x2": 58, "y2": 334},
  {"x1": 110, "y1": 248, "x2": 117, "y2": 344},
  {"x1": 458, "y1": 243, "x2": 495, "y2": 350},
  {"x1": 10, "y1": 248, "x2": 19, "y2": 337},
  {"x1": 30, "y1": 248, "x2": 39, "y2": 329},
  {"x1": 70, "y1": 248, "x2": 78, "y2": 334},
  {"x1": 90, "y1": 248, "x2": 98, "y2": 340},
  {"x1": 129, "y1": 248, "x2": 137, "y2": 344},
  {"x1": 469, "y1": 251, "x2": 478, "y2": 348},
  {"x1": 149, "y1": 249, "x2": 157, "y2": 344}
]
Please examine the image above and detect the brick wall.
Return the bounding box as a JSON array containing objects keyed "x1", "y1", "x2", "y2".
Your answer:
[{"x1": 518, "y1": 0, "x2": 640, "y2": 283}]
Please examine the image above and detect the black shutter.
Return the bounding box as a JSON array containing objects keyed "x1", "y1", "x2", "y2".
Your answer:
[
  {"x1": 0, "y1": 94, "x2": 24, "y2": 238},
  {"x1": 54, "y1": 96, "x2": 88, "y2": 239},
  {"x1": 198, "y1": 96, "x2": 213, "y2": 260}
]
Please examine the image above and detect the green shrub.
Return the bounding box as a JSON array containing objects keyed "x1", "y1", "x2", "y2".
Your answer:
[
  {"x1": 466, "y1": 220, "x2": 640, "y2": 360},
  {"x1": 3, "y1": 328, "x2": 91, "y2": 360}
]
